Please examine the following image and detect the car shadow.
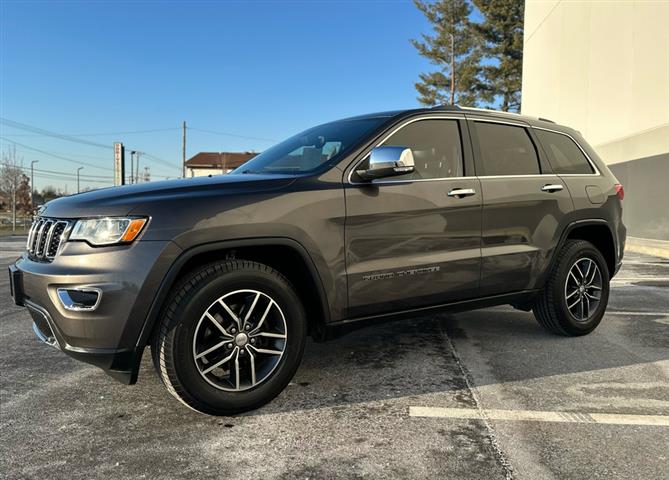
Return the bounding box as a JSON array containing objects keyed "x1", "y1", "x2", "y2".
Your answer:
[{"x1": 239, "y1": 307, "x2": 669, "y2": 415}]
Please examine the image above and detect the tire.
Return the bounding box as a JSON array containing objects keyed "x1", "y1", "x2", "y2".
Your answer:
[
  {"x1": 152, "y1": 260, "x2": 306, "y2": 415},
  {"x1": 533, "y1": 239, "x2": 610, "y2": 336}
]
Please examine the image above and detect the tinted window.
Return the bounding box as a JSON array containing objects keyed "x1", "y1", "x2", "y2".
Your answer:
[
  {"x1": 375, "y1": 119, "x2": 463, "y2": 180},
  {"x1": 231, "y1": 117, "x2": 387, "y2": 175},
  {"x1": 475, "y1": 122, "x2": 540, "y2": 176},
  {"x1": 536, "y1": 130, "x2": 595, "y2": 174}
]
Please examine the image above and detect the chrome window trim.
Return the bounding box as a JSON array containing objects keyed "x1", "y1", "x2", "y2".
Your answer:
[
  {"x1": 466, "y1": 116, "x2": 530, "y2": 128},
  {"x1": 531, "y1": 126, "x2": 601, "y2": 177},
  {"x1": 477, "y1": 174, "x2": 558, "y2": 180},
  {"x1": 347, "y1": 115, "x2": 466, "y2": 185}
]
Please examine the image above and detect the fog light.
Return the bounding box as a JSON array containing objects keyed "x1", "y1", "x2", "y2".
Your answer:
[{"x1": 57, "y1": 287, "x2": 102, "y2": 311}]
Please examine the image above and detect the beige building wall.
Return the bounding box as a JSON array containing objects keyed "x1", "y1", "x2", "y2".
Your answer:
[
  {"x1": 522, "y1": 0, "x2": 669, "y2": 166},
  {"x1": 522, "y1": 0, "x2": 669, "y2": 240},
  {"x1": 187, "y1": 167, "x2": 234, "y2": 177}
]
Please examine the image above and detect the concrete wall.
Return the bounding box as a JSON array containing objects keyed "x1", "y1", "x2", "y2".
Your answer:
[{"x1": 522, "y1": 0, "x2": 669, "y2": 240}]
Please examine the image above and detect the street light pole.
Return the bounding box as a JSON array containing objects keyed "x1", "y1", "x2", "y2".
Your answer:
[
  {"x1": 30, "y1": 160, "x2": 38, "y2": 213},
  {"x1": 77, "y1": 167, "x2": 83, "y2": 193}
]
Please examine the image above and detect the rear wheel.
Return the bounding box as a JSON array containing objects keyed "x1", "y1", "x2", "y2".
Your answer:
[
  {"x1": 152, "y1": 260, "x2": 306, "y2": 415},
  {"x1": 533, "y1": 239, "x2": 610, "y2": 336}
]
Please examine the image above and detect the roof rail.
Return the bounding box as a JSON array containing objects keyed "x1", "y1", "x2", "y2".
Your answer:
[
  {"x1": 429, "y1": 104, "x2": 463, "y2": 111},
  {"x1": 456, "y1": 106, "x2": 525, "y2": 117}
]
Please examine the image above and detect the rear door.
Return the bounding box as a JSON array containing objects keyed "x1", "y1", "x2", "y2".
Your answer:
[
  {"x1": 344, "y1": 116, "x2": 482, "y2": 318},
  {"x1": 468, "y1": 117, "x2": 573, "y2": 296}
]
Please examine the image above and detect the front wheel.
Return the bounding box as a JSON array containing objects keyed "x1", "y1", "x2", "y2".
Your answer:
[
  {"x1": 152, "y1": 260, "x2": 306, "y2": 415},
  {"x1": 533, "y1": 239, "x2": 610, "y2": 336}
]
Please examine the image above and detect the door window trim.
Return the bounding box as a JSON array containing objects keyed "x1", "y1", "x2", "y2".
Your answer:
[
  {"x1": 347, "y1": 115, "x2": 471, "y2": 185},
  {"x1": 531, "y1": 126, "x2": 601, "y2": 177}
]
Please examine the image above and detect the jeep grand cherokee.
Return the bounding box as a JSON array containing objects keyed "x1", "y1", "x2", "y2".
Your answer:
[{"x1": 8, "y1": 106, "x2": 626, "y2": 415}]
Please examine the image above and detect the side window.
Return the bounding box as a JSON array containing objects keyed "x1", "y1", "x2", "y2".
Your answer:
[
  {"x1": 475, "y1": 122, "x2": 540, "y2": 176},
  {"x1": 379, "y1": 119, "x2": 463, "y2": 179},
  {"x1": 535, "y1": 130, "x2": 595, "y2": 175}
]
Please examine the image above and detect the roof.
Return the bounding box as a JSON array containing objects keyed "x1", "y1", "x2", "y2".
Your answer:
[
  {"x1": 185, "y1": 152, "x2": 257, "y2": 170},
  {"x1": 346, "y1": 105, "x2": 558, "y2": 128}
]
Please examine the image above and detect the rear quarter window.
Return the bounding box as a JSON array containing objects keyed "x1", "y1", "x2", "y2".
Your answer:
[{"x1": 535, "y1": 129, "x2": 595, "y2": 175}]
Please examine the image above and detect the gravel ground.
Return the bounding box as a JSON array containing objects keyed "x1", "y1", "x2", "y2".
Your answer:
[{"x1": 1, "y1": 237, "x2": 667, "y2": 479}]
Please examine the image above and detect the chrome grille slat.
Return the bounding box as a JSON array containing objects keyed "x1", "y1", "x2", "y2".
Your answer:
[
  {"x1": 35, "y1": 220, "x2": 53, "y2": 257},
  {"x1": 43, "y1": 222, "x2": 58, "y2": 258},
  {"x1": 26, "y1": 220, "x2": 38, "y2": 250},
  {"x1": 31, "y1": 219, "x2": 45, "y2": 253},
  {"x1": 26, "y1": 217, "x2": 71, "y2": 263},
  {"x1": 46, "y1": 221, "x2": 68, "y2": 259}
]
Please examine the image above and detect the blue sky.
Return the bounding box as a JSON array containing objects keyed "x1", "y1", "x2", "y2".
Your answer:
[{"x1": 0, "y1": 0, "x2": 449, "y2": 192}]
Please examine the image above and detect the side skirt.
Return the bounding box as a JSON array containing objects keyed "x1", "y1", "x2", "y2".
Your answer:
[{"x1": 327, "y1": 290, "x2": 539, "y2": 338}]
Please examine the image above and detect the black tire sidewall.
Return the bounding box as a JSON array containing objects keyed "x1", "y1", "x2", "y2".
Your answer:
[
  {"x1": 169, "y1": 265, "x2": 306, "y2": 414},
  {"x1": 554, "y1": 242, "x2": 610, "y2": 334}
]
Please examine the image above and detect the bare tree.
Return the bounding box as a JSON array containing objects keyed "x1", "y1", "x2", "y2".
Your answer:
[{"x1": 1, "y1": 145, "x2": 25, "y2": 231}]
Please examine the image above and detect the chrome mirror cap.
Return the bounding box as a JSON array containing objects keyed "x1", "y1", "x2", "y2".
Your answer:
[{"x1": 356, "y1": 146, "x2": 415, "y2": 181}]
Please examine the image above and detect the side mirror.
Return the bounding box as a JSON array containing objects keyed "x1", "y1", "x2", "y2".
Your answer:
[{"x1": 356, "y1": 146, "x2": 415, "y2": 181}]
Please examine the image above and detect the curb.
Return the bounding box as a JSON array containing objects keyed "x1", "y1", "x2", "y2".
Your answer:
[{"x1": 625, "y1": 236, "x2": 669, "y2": 260}]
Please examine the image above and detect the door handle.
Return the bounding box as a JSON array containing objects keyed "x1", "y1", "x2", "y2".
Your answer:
[
  {"x1": 541, "y1": 184, "x2": 564, "y2": 193},
  {"x1": 447, "y1": 188, "x2": 476, "y2": 198}
]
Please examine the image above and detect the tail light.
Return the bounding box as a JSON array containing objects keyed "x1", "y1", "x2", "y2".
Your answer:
[{"x1": 614, "y1": 183, "x2": 624, "y2": 200}]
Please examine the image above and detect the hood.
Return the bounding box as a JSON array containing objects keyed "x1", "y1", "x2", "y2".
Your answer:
[{"x1": 41, "y1": 173, "x2": 297, "y2": 218}]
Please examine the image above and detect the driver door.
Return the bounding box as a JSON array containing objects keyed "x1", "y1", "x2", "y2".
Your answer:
[{"x1": 344, "y1": 117, "x2": 482, "y2": 318}]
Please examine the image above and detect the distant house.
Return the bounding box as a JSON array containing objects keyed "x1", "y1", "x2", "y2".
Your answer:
[{"x1": 185, "y1": 152, "x2": 258, "y2": 177}]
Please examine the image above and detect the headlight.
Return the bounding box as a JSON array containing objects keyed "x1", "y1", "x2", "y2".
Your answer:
[{"x1": 69, "y1": 217, "x2": 148, "y2": 246}]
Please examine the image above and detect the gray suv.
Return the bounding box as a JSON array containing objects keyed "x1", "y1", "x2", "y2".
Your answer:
[{"x1": 8, "y1": 106, "x2": 626, "y2": 415}]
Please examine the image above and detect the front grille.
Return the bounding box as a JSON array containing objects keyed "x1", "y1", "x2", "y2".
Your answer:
[{"x1": 26, "y1": 217, "x2": 71, "y2": 262}]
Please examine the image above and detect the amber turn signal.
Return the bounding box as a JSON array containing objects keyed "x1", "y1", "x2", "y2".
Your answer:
[{"x1": 120, "y1": 218, "x2": 148, "y2": 242}]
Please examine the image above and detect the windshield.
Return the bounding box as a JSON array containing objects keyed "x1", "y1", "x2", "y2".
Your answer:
[{"x1": 231, "y1": 117, "x2": 388, "y2": 175}]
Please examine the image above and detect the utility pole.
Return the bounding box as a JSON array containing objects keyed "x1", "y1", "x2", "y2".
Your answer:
[
  {"x1": 182, "y1": 121, "x2": 187, "y2": 178},
  {"x1": 129, "y1": 151, "x2": 136, "y2": 184},
  {"x1": 30, "y1": 160, "x2": 38, "y2": 213},
  {"x1": 449, "y1": 32, "x2": 455, "y2": 105},
  {"x1": 135, "y1": 152, "x2": 141, "y2": 183},
  {"x1": 77, "y1": 167, "x2": 83, "y2": 193}
]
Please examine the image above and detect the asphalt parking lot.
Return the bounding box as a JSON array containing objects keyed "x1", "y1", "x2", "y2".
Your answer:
[{"x1": 1, "y1": 236, "x2": 667, "y2": 480}]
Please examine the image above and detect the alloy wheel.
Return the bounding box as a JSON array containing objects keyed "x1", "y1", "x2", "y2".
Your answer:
[
  {"x1": 564, "y1": 257, "x2": 603, "y2": 322},
  {"x1": 192, "y1": 289, "x2": 287, "y2": 392}
]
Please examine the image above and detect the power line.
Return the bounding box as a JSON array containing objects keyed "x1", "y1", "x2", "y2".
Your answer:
[
  {"x1": 5, "y1": 143, "x2": 109, "y2": 162},
  {"x1": 3, "y1": 127, "x2": 181, "y2": 137},
  {"x1": 17, "y1": 165, "x2": 113, "y2": 180},
  {"x1": 0, "y1": 117, "x2": 113, "y2": 149},
  {"x1": 1, "y1": 117, "x2": 179, "y2": 174},
  {"x1": 188, "y1": 127, "x2": 277, "y2": 143},
  {"x1": 0, "y1": 137, "x2": 114, "y2": 171},
  {"x1": 32, "y1": 172, "x2": 110, "y2": 185}
]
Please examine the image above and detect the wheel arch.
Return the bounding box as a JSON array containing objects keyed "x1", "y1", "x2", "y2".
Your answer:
[
  {"x1": 136, "y1": 237, "x2": 332, "y2": 351},
  {"x1": 554, "y1": 220, "x2": 618, "y2": 278}
]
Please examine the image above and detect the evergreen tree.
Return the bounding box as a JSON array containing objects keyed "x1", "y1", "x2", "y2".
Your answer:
[
  {"x1": 472, "y1": 0, "x2": 524, "y2": 112},
  {"x1": 411, "y1": 0, "x2": 483, "y2": 107}
]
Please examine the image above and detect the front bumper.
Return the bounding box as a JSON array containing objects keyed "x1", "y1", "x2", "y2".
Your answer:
[{"x1": 9, "y1": 239, "x2": 181, "y2": 384}]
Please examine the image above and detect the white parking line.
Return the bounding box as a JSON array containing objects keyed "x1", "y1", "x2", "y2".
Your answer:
[
  {"x1": 606, "y1": 311, "x2": 669, "y2": 316},
  {"x1": 611, "y1": 277, "x2": 669, "y2": 282},
  {"x1": 409, "y1": 407, "x2": 669, "y2": 427}
]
